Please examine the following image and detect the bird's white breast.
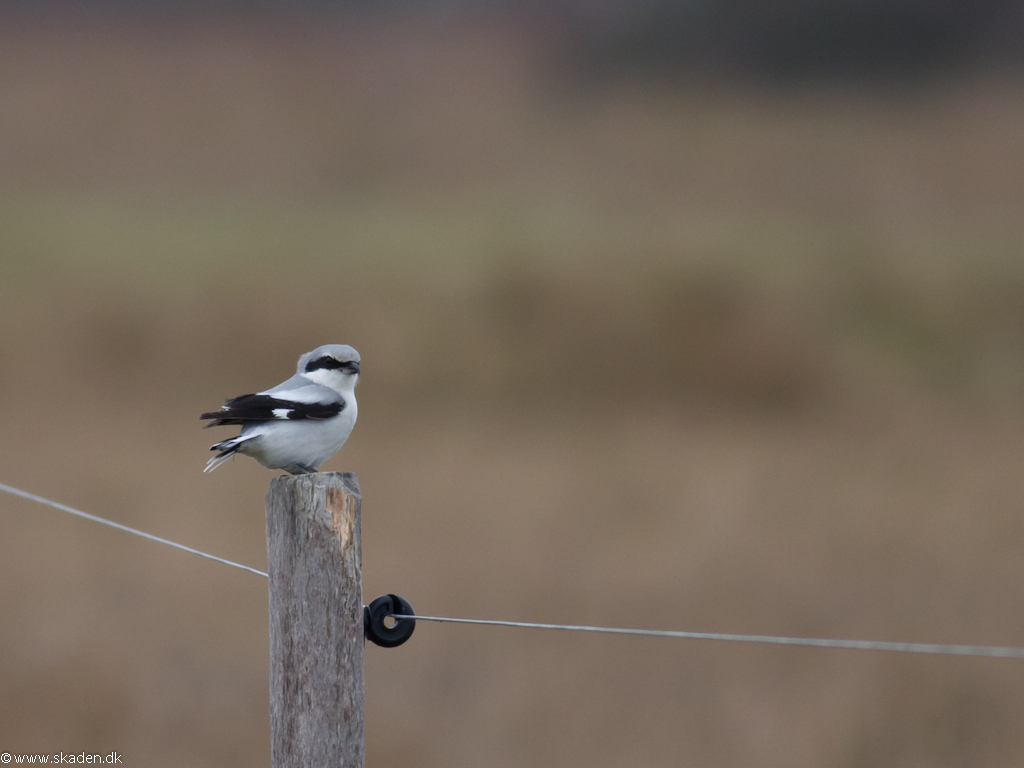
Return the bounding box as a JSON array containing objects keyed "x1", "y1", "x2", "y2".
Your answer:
[{"x1": 239, "y1": 398, "x2": 357, "y2": 471}]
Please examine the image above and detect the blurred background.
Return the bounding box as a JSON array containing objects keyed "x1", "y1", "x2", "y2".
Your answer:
[{"x1": 2, "y1": 1, "x2": 1024, "y2": 766}]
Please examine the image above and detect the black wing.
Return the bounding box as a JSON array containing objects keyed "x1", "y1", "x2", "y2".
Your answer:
[{"x1": 200, "y1": 394, "x2": 344, "y2": 428}]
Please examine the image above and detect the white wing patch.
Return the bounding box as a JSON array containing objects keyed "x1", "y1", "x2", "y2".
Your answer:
[{"x1": 272, "y1": 408, "x2": 292, "y2": 419}]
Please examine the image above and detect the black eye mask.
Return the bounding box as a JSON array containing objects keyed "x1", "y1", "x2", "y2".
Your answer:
[{"x1": 305, "y1": 357, "x2": 359, "y2": 374}]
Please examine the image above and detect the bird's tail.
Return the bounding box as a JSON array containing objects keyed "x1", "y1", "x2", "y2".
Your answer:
[{"x1": 204, "y1": 434, "x2": 258, "y2": 473}]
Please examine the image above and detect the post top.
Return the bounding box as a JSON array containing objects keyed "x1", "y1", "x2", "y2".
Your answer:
[{"x1": 268, "y1": 471, "x2": 360, "y2": 497}]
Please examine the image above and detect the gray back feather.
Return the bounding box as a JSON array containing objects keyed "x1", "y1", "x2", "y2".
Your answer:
[{"x1": 261, "y1": 374, "x2": 344, "y2": 404}]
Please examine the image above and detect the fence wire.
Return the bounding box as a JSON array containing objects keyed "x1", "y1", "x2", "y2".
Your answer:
[
  {"x1": 0, "y1": 481, "x2": 267, "y2": 577},
  {"x1": 4, "y1": 480, "x2": 1024, "y2": 659}
]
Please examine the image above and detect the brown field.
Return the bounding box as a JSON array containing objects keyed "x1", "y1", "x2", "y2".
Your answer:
[{"x1": 2, "y1": 15, "x2": 1024, "y2": 767}]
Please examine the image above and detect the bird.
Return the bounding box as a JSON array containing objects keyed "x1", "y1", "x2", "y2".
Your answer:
[{"x1": 201, "y1": 344, "x2": 360, "y2": 474}]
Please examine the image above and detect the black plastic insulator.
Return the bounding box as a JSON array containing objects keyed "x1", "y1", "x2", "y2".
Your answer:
[{"x1": 363, "y1": 594, "x2": 416, "y2": 648}]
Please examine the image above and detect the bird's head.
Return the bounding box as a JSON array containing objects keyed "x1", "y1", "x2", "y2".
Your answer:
[{"x1": 298, "y1": 345, "x2": 361, "y2": 390}]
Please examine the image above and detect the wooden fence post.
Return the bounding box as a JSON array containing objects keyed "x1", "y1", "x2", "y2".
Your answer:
[{"x1": 266, "y1": 472, "x2": 364, "y2": 768}]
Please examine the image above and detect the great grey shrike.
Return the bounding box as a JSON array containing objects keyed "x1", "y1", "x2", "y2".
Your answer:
[{"x1": 201, "y1": 344, "x2": 360, "y2": 474}]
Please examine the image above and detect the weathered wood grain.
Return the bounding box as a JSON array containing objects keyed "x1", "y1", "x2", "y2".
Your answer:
[{"x1": 266, "y1": 472, "x2": 364, "y2": 768}]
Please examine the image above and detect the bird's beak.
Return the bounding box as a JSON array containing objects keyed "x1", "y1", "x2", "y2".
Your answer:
[{"x1": 343, "y1": 361, "x2": 360, "y2": 375}]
